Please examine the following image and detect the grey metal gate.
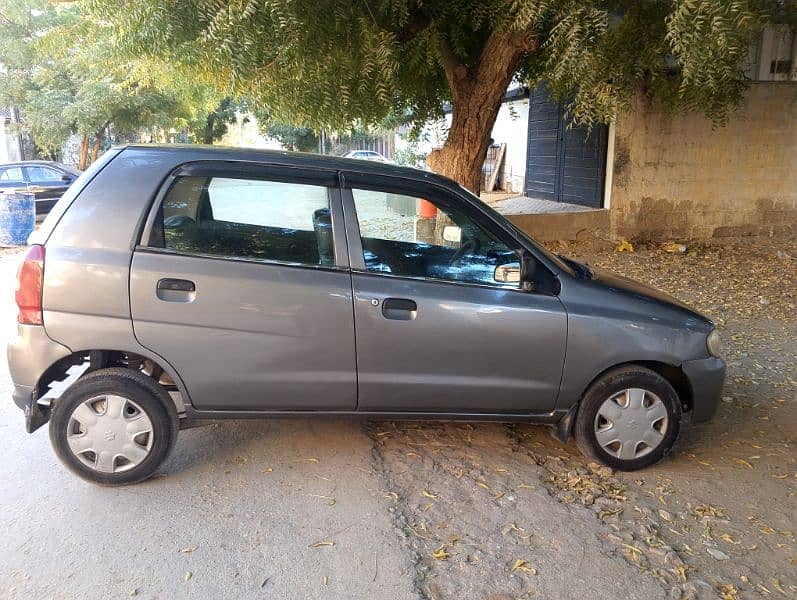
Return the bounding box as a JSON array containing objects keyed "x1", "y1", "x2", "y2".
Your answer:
[{"x1": 524, "y1": 84, "x2": 607, "y2": 208}]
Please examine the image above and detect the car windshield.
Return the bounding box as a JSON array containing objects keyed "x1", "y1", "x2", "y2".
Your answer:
[{"x1": 457, "y1": 185, "x2": 576, "y2": 277}]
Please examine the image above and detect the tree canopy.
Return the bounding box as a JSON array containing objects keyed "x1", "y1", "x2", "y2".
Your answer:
[
  {"x1": 0, "y1": 0, "x2": 229, "y2": 163},
  {"x1": 80, "y1": 1, "x2": 797, "y2": 186}
]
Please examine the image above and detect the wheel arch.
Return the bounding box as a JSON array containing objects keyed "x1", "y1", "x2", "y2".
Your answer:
[
  {"x1": 555, "y1": 360, "x2": 693, "y2": 442},
  {"x1": 36, "y1": 347, "x2": 191, "y2": 417}
]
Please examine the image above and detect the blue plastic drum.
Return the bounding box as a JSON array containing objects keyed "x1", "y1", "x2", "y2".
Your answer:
[{"x1": 0, "y1": 191, "x2": 36, "y2": 246}]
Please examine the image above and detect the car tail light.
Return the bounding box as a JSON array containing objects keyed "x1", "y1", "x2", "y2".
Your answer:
[{"x1": 15, "y1": 244, "x2": 45, "y2": 325}]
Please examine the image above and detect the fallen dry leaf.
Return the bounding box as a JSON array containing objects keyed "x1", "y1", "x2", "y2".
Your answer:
[
  {"x1": 309, "y1": 540, "x2": 335, "y2": 548},
  {"x1": 432, "y1": 546, "x2": 450, "y2": 560},
  {"x1": 733, "y1": 458, "x2": 754, "y2": 469},
  {"x1": 616, "y1": 240, "x2": 634, "y2": 253},
  {"x1": 179, "y1": 545, "x2": 198, "y2": 554},
  {"x1": 510, "y1": 559, "x2": 537, "y2": 575},
  {"x1": 307, "y1": 494, "x2": 336, "y2": 506}
]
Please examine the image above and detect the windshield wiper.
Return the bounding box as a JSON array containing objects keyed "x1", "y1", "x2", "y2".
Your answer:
[{"x1": 558, "y1": 255, "x2": 594, "y2": 279}]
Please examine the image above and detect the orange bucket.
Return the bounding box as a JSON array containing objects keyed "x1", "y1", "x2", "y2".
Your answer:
[{"x1": 418, "y1": 199, "x2": 437, "y2": 219}]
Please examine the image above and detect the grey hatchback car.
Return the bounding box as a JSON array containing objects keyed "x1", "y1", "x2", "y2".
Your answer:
[{"x1": 8, "y1": 145, "x2": 725, "y2": 485}]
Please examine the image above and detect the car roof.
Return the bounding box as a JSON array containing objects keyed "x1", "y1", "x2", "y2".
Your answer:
[
  {"x1": 119, "y1": 144, "x2": 452, "y2": 188},
  {"x1": 0, "y1": 160, "x2": 79, "y2": 174}
]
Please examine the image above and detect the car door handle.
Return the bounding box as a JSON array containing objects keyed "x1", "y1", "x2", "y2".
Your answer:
[
  {"x1": 381, "y1": 297, "x2": 417, "y2": 321},
  {"x1": 156, "y1": 278, "x2": 196, "y2": 302}
]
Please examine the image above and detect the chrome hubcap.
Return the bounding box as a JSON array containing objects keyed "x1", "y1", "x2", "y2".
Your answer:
[
  {"x1": 594, "y1": 388, "x2": 668, "y2": 460},
  {"x1": 66, "y1": 395, "x2": 154, "y2": 473}
]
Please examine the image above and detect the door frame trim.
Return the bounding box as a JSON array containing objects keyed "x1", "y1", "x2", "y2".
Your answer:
[{"x1": 136, "y1": 159, "x2": 351, "y2": 269}]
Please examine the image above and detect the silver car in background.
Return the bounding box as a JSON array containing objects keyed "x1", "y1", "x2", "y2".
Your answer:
[{"x1": 7, "y1": 145, "x2": 725, "y2": 485}]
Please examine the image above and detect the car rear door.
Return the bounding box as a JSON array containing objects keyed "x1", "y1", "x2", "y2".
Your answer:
[
  {"x1": 130, "y1": 162, "x2": 357, "y2": 411},
  {"x1": 0, "y1": 165, "x2": 25, "y2": 191},
  {"x1": 341, "y1": 172, "x2": 568, "y2": 414}
]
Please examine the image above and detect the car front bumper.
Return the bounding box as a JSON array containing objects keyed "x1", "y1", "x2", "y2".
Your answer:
[{"x1": 682, "y1": 356, "x2": 726, "y2": 422}]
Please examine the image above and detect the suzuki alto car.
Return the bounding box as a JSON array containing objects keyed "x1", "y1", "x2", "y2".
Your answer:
[{"x1": 7, "y1": 145, "x2": 725, "y2": 485}]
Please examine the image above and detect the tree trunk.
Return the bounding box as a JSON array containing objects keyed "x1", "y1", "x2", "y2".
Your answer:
[
  {"x1": 78, "y1": 135, "x2": 90, "y2": 170},
  {"x1": 203, "y1": 113, "x2": 216, "y2": 145},
  {"x1": 89, "y1": 121, "x2": 111, "y2": 164},
  {"x1": 427, "y1": 31, "x2": 537, "y2": 195},
  {"x1": 91, "y1": 132, "x2": 101, "y2": 162}
]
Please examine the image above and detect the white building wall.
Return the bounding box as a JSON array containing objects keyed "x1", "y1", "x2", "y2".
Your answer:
[
  {"x1": 0, "y1": 121, "x2": 8, "y2": 163},
  {"x1": 488, "y1": 97, "x2": 529, "y2": 193},
  {"x1": 1, "y1": 115, "x2": 22, "y2": 163}
]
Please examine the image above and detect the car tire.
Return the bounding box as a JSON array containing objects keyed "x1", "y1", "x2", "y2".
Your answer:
[
  {"x1": 49, "y1": 367, "x2": 178, "y2": 485},
  {"x1": 574, "y1": 365, "x2": 682, "y2": 471}
]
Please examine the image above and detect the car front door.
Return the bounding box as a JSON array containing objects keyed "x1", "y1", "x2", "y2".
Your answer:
[
  {"x1": 24, "y1": 165, "x2": 71, "y2": 188},
  {"x1": 130, "y1": 162, "x2": 356, "y2": 411},
  {"x1": 342, "y1": 173, "x2": 568, "y2": 414},
  {"x1": 23, "y1": 165, "x2": 71, "y2": 215}
]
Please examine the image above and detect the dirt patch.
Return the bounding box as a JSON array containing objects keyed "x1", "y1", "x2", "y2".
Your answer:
[{"x1": 368, "y1": 422, "x2": 671, "y2": 599}]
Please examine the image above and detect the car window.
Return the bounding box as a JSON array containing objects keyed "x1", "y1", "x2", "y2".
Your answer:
[
  {"x1": 25, "y1": 166, "x2": 64, "y2": 182},
  {"x1": 0, "y1": 167, "x2": 23, "y2": 182},
  {"x1": 152, "y1": 175, "x2": 334, "y2": 266},
  {"x1": 351, "y1": 188, "x2": 520, "y2": 287}
]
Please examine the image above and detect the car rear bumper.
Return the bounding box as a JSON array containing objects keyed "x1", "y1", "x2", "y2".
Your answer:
[
  {"x1": 7, "y1": 324, "x2": 72, "y2": 410},
  {"x1": 682, "y1": 356, "x2": 726, "y2": 422}
]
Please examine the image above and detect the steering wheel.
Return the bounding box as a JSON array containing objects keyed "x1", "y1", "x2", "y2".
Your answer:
[{"x1": 449, "y1": 237, "x2": 481, "y2": 267}]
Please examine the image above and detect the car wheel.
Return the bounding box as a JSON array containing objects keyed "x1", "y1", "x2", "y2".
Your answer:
[
  {"x1": 574, "y1": 365, "x2": 682, "y2": 471},
  {"x1": 49, "y1": 367, "x2": 178, "y2": 485}
]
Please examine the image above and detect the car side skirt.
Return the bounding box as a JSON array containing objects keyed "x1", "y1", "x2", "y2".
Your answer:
[{"x1": 183, "y1": 407, "x2": 569, "y2": 425}]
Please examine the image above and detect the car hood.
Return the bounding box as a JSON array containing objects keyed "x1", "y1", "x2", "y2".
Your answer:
[{"x1": 584, "y1": 266, "x2": 714, "y2": 327}]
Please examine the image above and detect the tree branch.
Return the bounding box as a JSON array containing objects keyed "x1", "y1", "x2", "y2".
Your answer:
[
  {"x1": 474, "y1": 29, "x2": 538, "y2": 81},
  {"x1": 395, "y1": 13, "x2": 432, "y2": 42},
  {"x1": 437, "y1": 34, "x2": 469, "y2": 92}
]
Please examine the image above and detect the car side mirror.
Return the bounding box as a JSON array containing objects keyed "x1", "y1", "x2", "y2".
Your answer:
[
  {"x1": 61, "y1": 175, "x2": 73, "y2": 183},
  {"x1": 442, "y1": 225, "x2": 462, "y2": 243},
  {"x1": 494, "y1": 262, "x2": 521, "y2": 284}
]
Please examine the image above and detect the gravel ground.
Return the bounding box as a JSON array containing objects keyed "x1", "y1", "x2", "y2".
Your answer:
[{"x1": 0, "y1": 239, "x2": 794, "y2": 600}]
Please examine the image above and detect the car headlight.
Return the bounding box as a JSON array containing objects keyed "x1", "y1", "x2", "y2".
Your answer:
[{"x1": 707, "y1": 329, "x2": 721, "y2": 357}]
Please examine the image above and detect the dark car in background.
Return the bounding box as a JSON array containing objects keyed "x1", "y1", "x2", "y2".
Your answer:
[{"x1": 0, "y1": 161, "x2": 80, "y2": 217}]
